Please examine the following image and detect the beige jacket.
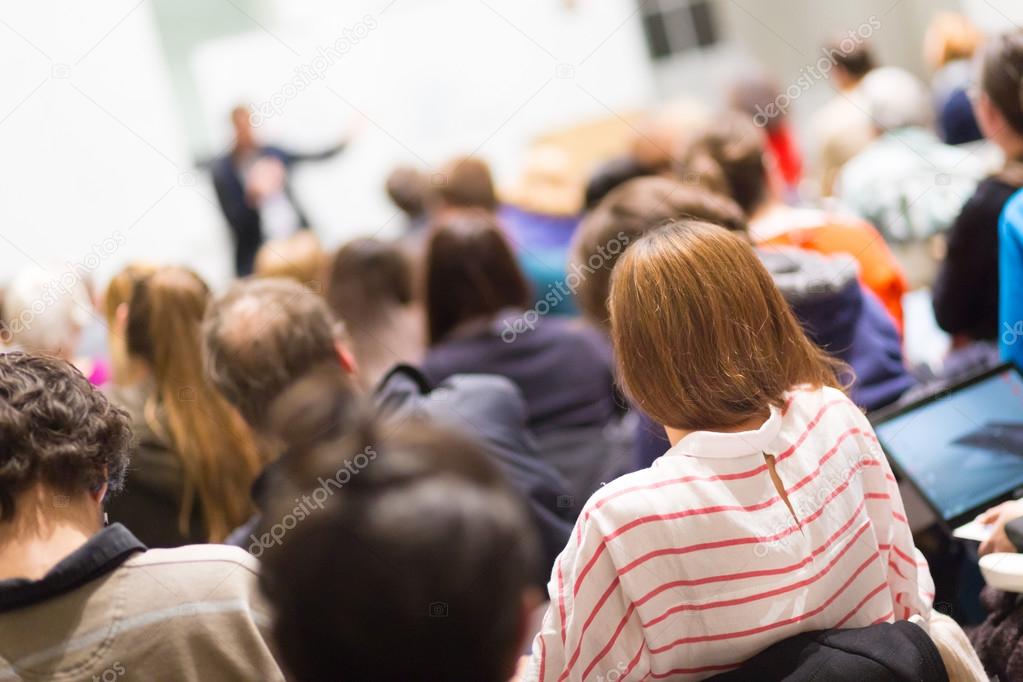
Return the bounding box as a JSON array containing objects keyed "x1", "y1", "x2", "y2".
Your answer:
[{"x1": 0, "y1": 525, "x2": 283, "y2": 681}]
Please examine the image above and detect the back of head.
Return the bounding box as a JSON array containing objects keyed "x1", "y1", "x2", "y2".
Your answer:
[
  {"x1": 254, "y1": 232, "x2": 326, "y2": 290},
  {"x1": 729, "y1": 70, "x2": 786, "y2": 131},
  {"x1": 126, "y1": 266, "x2": 262, "y2": 540},
  {"x1": 677, "y1": 113, "x2": 768, "y2": 214},
  {"x1": 3, "y1": 266, "x2": 92, "y2": 356},
  {"x1": 924, "y1": 11, "x2": 982, "y2": 70},
  {"x1": 258, "y1": 377, "x2": 539, "y2": 682},
  {"x1": 325, "y1": 237, "x2": 413, "y2": 331},
  {"x1": 0, "y1": 352, "x2": 131, "y2": 522},
  {"x1": 609, "y1": 221, "x2": 841, "y2": 431},
  {"x1": 858, "y1": 67, "x2": 933, "y2": 132},
  {"x1": 424, "y1": 209, "x2": 531, "y2": 344},
  {"x1": 203, "y1": 277, "x2": 339, "y2": 430},
  {"x1": 385, "y1": 165, "x2": 430, "y2": 218},
  {"x1": 825, "y1": 36, "x2": 875, "y2": 82},
  {"x1": 573, "y1": 176, "x2": 746, "y2": 329},
  {"x1": 980, "y1": 29, "x2": 1023, "y2": 137},
  {"x1": 435, "y1": 156, "x2": 498, "y2": 211}
]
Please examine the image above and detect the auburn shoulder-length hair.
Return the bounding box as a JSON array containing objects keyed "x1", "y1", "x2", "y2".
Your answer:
[
  {"x1": 423, "y1": 209, "x2": 531, "y2": 345},
  {"x1": 610, "y1": 220, "x2": 845, "y2": 431},
  {"x1": 126, "y1": 266, "x2": 264, "y2": 541}
]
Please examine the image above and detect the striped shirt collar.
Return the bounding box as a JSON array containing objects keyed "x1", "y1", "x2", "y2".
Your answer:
[{"x1": 665, "y1": 403, "x2": 784, "y2": 459}]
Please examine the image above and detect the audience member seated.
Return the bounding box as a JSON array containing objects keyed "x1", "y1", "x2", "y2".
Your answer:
[
  {"x1": 838, "y1": 66, "x2": 984, "y2": 288},
  {"x1": 2, "y1": 265, "x2": 108, "y2": 384},
  {"x1": 201, "y1": 277, "x2": 573, "y2": 579},
  {"x1": 420, "y1": 210, "x2": 626, "y2": 500},
  {"x1": 1001, "y1": 188, "x2": 1023, "y2": 368},
  {"x1": 683, "y1": 112, "x2": 908, "y2": 327},
  {"x1": 385, "y1": 164, "x2": 432, "y2": 245},
  {"x1": 574, "y1": 177, "x2": 913, "y2": 468},
  {"x1": 924, "y1": 12, "x2": 984, "y2": 145},
  {"x1": 809, "y1": 38, "x2": 877, "y2": 196},
  {"x1": 728, "y1": 71, "x2": 803, "y2": 195},
  {"x1": 253, "y1": 230, "x2": 327, "y2": 289},
  {"x1": 257, "y1": 370, "x2": 541, "y2": 682},
  {"x1": 933, "y1": 29, "x2": 1023, "y2": 349},
  {"x1": 102, "y1": 262, "x2": 156, "y2": 387},
  {"x1": 324, "y1": 237, "x2": 424, "y2": 388},
  {"x1": 105, "y1": 267, "x2": 263, "y2": 546},
  {"x1": 528, "y1": 221, "x2": 939, "y2": 680},
  {"x1": 499, "y1": 145, "x2": 585, "y2": 316},
  {"x1": 0, "y1": 353, "x2": 283, "y2": 681}
]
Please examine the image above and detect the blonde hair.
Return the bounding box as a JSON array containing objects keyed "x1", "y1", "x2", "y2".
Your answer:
[
  {"x1": 610, "y1": 221, "x2": 845, "y2": 431},
  {"x1": 254, "y1": 231, "x2": 326, "y2": 291},
  {"x1": 924, "y1": 12, "x2": 982, "y2": 70},
  {"x1": 126, "y1": 266, "x2": 263, "y2": 541},
  {"x1": 103, "y1": 262, "x2": 158, "y2": 385}
]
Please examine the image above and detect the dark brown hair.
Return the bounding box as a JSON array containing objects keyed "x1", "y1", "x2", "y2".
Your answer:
[
  {"x1": 677, "y1": 113, "x2": 768, "y2": 214},
  {"x1": 259, "y1": 372, "x2": 538, "y2": 682},
  {"x1": 0, "y1": 353, "x2": 131, "y2": 521},
  {"x1": 573, "y1": 176, "x2": 747, "y2": 329},
  {"x1": 980, "y1": 29, "x2": 1023, "y2": 136},
  {"x1": 435, "y1": 156, "x2": 498, "y2": 211},
  {"x1": 824, "y1": 37, "x2": 875, "y2": 79},
  {"x1": 610, "y1": 221, "x2": 843, "y2": 431},
  {"x1": 423, "y1": 210, "x2": 531, "y2": 344},
  {"x1": 325, "y1": 238, "x2": 413, "y2": 329}
]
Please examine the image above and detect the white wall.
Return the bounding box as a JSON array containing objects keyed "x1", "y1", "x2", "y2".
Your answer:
[
  {"x1": 190, "y1": 0, "x2": 657, "y2": 247},
  {"x1": 0, "y1": 1, "x2": 231, "y2": 291}
]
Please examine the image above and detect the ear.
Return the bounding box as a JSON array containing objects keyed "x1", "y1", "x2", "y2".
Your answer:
[
  {"x1": 92, "y1": 481, "x2": 109, "y2": 505},
  {"x1": 114, "y1": 302, "x2": 129, "y2": 336},
  {"x1": 334, "y1": 339, "x2": 358, "y2": 376},
  {"x1": 507, "y1": 587, "x2": 544, "y2": 680}
]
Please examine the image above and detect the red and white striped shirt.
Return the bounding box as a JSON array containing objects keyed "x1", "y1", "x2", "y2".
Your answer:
[{"x1": 527, "y1": 386, "x2": 934, "y2": 681}]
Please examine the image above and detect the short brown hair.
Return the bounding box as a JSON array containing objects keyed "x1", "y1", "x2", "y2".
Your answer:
[
  {"x1": 610, "y1": 221, "x2": 842, "y2": 431},
  {"x1": 824, "y1": 37, "x2": 875, "y2": 79},
  {"x1": 573, "y1": 176, "x2": 746, "y2": 329},
  {"x1": 435, "y1": 156, "x2": 498, "y2": 211},
  {"x1": 677, "y1": 113, "x2": 768, "y2": 214},
  {"x1": 254, "y1": 232, "x2": 326, "y2": 290},
  {"x1": 0, "y1": 353, "x2": 132, "y2": 521},
  {"x1": 980, "y1": 29, "x2": 1023, "y2": 136},
  {"x1": 424, "y1": 210, "x2": 530, "y2": 344},
  {"x1": 325, "y1": 238, "x2": 413, "y2": 329},
  {"x1": 203, "y1": 278, "x2": 339, "y2": 429}
]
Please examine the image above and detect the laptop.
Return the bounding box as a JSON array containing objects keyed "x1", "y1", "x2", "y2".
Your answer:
[{"x1": 870, "y1": 363, "x2": 1023, "y2": 541}]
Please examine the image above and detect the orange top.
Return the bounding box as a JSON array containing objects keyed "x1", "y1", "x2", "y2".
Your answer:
[{"x1": 752, "y1": 207, "x2": 907, "y2": 329}]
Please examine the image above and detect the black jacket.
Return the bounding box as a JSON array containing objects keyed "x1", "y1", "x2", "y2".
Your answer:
[
  {"x1": 374, "y1": 365, "x2": 574, "y2": 584},
  {"x1": 709, "y1": 620, "x2": 948, "y2": 682},
  {"x1": 933, "y1": 175, "x2": 1022, "y2": 342}
]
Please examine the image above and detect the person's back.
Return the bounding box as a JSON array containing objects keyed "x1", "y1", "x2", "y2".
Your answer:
[
  {"x1": 529, "y1": 222, "x2": 933, "y2": 680},
  {"x1": 422, "y1": 313, "x2": 615, "y2": 434},
  {"x1": 0, "y1": 352, "x2": 282, "y2": 681},
  {"x1": 0, "y1": 534, "x2": 282, "y2": 681}
]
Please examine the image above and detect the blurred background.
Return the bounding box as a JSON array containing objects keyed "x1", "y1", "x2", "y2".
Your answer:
[{"x1": 1, "y1": 0, "x2": 1020, "y2": 290}]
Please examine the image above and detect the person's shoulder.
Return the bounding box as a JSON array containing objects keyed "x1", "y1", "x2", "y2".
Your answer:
[{"x1": 125, "y1": 544, "x2": 261, "y2": 582}]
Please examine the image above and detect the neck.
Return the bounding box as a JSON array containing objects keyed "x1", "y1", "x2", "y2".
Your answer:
[
  {"x1": 0, "y1": 488, "x2": 101, "y2": 581},
  {"x1": 1000, "y1": 134, "x2": 1023, "y2": 163},
  {"x1": 664, "y1": 408, "x2": 772, "y2": 447}
]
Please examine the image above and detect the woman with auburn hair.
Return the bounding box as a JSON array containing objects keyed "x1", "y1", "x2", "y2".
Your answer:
[
  {"x1": 528, "y1": 221, "x2": 937, "y2": 680},
  {"x1": 106, "y1": 267, "x2": 263, "y2": 546}
]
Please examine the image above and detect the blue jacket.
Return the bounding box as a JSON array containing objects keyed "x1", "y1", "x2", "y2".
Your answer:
[{"x1": 1000, "y1": 189, "x2": 1023, "y2": 367}]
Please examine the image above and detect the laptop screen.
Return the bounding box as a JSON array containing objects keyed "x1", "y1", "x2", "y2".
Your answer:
[{"x1": 874, "y1": 366, "x2": 1023, "y2": 523}]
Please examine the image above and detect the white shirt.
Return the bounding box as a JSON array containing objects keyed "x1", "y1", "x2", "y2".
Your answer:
[{"x1": 527, "y1": 385, "x2": 934, "y2": 681}]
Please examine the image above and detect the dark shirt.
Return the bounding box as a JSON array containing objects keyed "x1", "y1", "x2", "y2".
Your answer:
[
  {"x1": 420, "y1": 313, "x2": 617, "y2": 435},
  {"x1": 934, "y1": 175, "x2": 1022, "y2": 342},
  {"x1": 0, "y1": 524, "x2": 145, "y2": 613},
  {"x1": 210, "y1": 143, "x2": 344, "y2": 276}
]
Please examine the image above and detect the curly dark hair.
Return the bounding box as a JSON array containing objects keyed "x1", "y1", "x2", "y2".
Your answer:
[{"x1": 0, "y1": 352, "x2": 132, "y2": 521}]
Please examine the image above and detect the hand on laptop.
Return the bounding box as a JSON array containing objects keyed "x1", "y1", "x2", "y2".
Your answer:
[{"x1": 978, "y1": 500, "x2": 1023, "y2": 555}]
